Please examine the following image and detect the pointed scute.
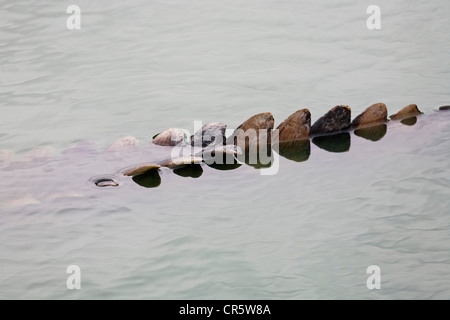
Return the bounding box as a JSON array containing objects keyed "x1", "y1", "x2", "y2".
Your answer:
[
  {"x1": 228, "y1": 112, "x2": 274, "y2": 150},
  {"x1": 191, "y1": 122, "x2": 227, "y2": 147},
  {"x1": 152, "y1": 128, "x2": 187, "y2": 146},
  {"x1": 390, "y1": 104, "x2": 422, "y2": 120},
  {"x1": 123, "y1": 165, "x2": 161, "y2": 177},
  {"x1": 107, "y1": 136, "x2": 140, "y2": 152},
  {"x1": 351, "y1": 103, "x2": 388, "y2": 128},
  {"x1": 274, "y1": 109, "x2": 310, "y2": 142},
  {"x1": 311, "y1": 105, "x2": 351, "y2": 135},
  {"x1": 236, "y1": 112, "x2": 274, "y2": 132},
  {"x1": 160, "y1": 156, "x2": 203, "y2": 169}
]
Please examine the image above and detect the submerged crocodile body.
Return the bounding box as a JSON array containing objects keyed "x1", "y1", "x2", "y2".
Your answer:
[
  {"x1": 89, "y1": 103, "x2": 449, "y2": 187},
  {"x1": 0, "y1": 103, "x2": 448, "y2": 206}
]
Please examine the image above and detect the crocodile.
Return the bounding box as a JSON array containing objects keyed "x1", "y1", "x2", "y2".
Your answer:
[{"x1": 0, "y1": 103, "x2": 448, "y2": 208}]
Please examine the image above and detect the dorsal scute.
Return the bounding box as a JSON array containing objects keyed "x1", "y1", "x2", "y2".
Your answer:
[{"x1": 191, "y1": 122, "x2": 227, "y2": 148}]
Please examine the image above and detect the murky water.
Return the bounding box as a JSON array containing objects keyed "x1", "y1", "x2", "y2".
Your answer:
[{"x1": 1, "y1": 0, "x2": 449, "y2": 299}]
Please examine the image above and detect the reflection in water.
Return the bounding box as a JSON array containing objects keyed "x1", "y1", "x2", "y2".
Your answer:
[
  {"x1": 173, "y1": 164, "x2": 203, "y2": 178},
  {"x1": 207, "y1": 158, "x2": 242, "y2": 171},
  {"x1": 132, "y1": 170, "x2": 161, "y2": 188},
  {"x1": 354, "y1": 124, "x2": 387, "y2": 142},
  {"x1": 275, "y1": 139, "x2": 310, "y2": 162},
  {"x1": 312, "y1": 132, "x2": 351, "y2": 153},
  {"x1": 400, "y1": 116, "x2": 417, "y2": 126}
]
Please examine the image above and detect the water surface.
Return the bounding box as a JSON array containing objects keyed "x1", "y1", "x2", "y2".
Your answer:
[{"x1": 1, "y1": 0, "x2": 449, "y2": 299}]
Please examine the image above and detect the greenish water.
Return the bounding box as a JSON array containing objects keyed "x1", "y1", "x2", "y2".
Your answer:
[{"x1": 1, "y1": 0, "x2": 449, "y2": 299}]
